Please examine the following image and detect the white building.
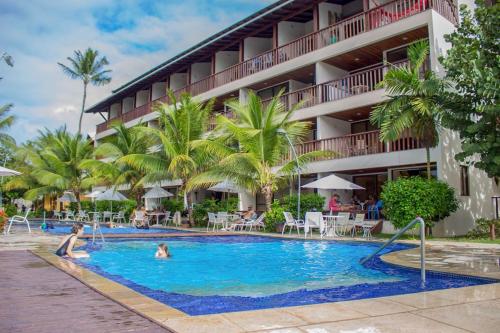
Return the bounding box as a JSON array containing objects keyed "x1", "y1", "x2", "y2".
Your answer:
[{"x1": 86, "y1": 0, "x2": 499, "y2": 236}]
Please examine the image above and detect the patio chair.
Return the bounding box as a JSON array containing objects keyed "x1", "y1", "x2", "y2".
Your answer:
[
  {"x1": 102, "y1": 211, "x2": 113, "y2": 222},
  {"x1": 5, "y1": 208, "x2": 32, "y2": 235},
  {"x1": 244, "y1": 213, "x2": 265, "y2": 232},
  {"x1": 335, "y1": 212, "x2": 351, "y2": 236},
  {"x1": 305, "y1": 212, "x2": 325, "y2": 238},
  {"x1": 132, "y1": 210, "x2": 148, "y2": 227},
  {"x1": 172, "y1": 211, "x2": 181, "y2": 226},
  {"x1": 76, "y1": 210, "x2": 90, "y2": 222},
  {"x1": 207, "y1": 212, "x2": 217, "y2": 231},
  {"x1": 53, "y1": 210, "x2": 63, "y2": 221},
  {"x1": 282, "y1": 212, "x2": 304, "y2": 235},
  {"x1": 161, "y1": 211, "x2": 171, "y2": 226},
  {"x1": 65, "y1": 210, "x2": 75, "y2": 220},
  {"x1": 112, "y1": 211, "x2": 126, "y2": 224},
  {"x1": 352, "y1": 213, "x2": 366, "y2": 236}
]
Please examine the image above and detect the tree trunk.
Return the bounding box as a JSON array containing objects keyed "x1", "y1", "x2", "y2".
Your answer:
[
  {"x1": 186, "y1": 191, "x2": 193, "y2": 227},
  {"x1": 75, "y1": 191, "x2": 81, "y2": 211},
  {"x1": 490, "y1": 224, "x2": 496, "y2": 240},
  {"x1": 78, "y1": 83, "x2": 87, "y2": 136},
  {"x1": 425, "y1": 145, "x2": 431, "y2": 180},
  {"x1": 262, "y1": 186, "x2": 273, "y2": 212}
]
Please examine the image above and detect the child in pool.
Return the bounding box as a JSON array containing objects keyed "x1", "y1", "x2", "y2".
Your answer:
[{"x1": 155, "y1": 243, "x2": 171, "y2": 258}]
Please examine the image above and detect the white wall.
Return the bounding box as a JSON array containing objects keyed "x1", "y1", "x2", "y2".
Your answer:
[
  {"x1": 152, "y1": 82, "x2": 167, "y2": 100},
  {"x1": 244, "y1": 37, "x2": 272, "y2": 60},
  {"x1": 318, "y1": 2, "x2": 343, "y2": 29},
  {"x1": 136, "y1": 89, "x2": 149, "y2": 107},
  {"x1": 215, "y1": 51, "x2": 239, "y2": 72},
  {"x1": 315, "y1": 61, "x2": 348, "y2": 83},
  {"x1": 169, "y1": 73, "x2": 187, "y2": 91},
  {"x1": 278, "y1": 21, "x2": 311, "y2": 46},
  {"x1": 109, "y1": 103, "x2": 121, "y2": 119},
  {"x1": 191, "y1": 62, "x2": 211, "y2": 83},
  {"x1": 317, "y1": 116, "x2": 350, "y2": 139},
  {"x1": 122, "y1": 97, "x2": 135, "y2": 114}
]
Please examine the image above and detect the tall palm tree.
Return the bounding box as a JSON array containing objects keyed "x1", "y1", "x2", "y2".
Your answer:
[
  {"x1": 58, "y1": 48, "x2": 111, "y2": 135},
  {"x1": 0, "y1": 103, "x2": 15, "y2": 147},
  {"x1": 189, "y1": 90, "x2": 331, "y2": 211},
  {"x1": 121, "y1": 91, "x2": 215, "y2": 225},
  {"x1": 7, "y1": 128, "x2": 95, "y2": 209},
  {"x1": 80, "y1": 122, "x2": 156, "y2": 204},
  {"x1": 370, "y1": 40, "x2": 447, "y2": 179}
]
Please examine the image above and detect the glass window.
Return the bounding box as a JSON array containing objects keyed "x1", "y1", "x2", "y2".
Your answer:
[
  {"x1": 460, "y1": 165, "x2": 470, "y2": 196},
  {"x1": 391, "y1": 165, "x2": 437, "y2": 179}
]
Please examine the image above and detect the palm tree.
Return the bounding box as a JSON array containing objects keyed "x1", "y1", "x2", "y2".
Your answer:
[
  {"x1": 58, "y1": 48, "x2": 111, "y2": 135},
  {"x1": 370, "y1": 40, "x2": 447, "y2": 180},
  {"x1": 0, "y1": 103, "x2": 15, "y2": 147},
  {"x1": 80, "y1": 122, "x2": 156, "y2": 204},
  {"x1": 7, "y1": 128, "x2": 95, "y2": 209},
  {"x1": 189, "y1": 90, "x2": 331, "y2": 211},
  {"x1": 121, "y1": 91, "x2": 215, "y2": 225}
]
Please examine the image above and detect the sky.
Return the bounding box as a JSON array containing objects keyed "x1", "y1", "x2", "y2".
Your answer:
[{"x1": 0, "y1": 0, "x2": 273, "y2": 143}]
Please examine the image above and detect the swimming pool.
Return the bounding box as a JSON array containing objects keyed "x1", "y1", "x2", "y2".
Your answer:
[
  {"x1": 77, "y1": 236, "x2": 496, "y2": 315},
  {"x1": 45, "y1": 224, "x2": 186, "y2": 234}
]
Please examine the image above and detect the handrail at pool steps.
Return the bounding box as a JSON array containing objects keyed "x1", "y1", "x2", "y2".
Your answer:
[{"x1": 360, "y1": 217, "x2": 426, "y2": 284}]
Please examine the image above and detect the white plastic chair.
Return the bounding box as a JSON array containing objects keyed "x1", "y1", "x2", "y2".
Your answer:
[
  {"x1": 245, "y1": 213, "x2": 265, "y2": 231},
  {"x1": 282, "y1": 212, "x2": 304, "y2": 235},
  {"x1": 53, "y1": 210, "x2": 62, "y2": 221},
  {"x1": 6, "y1": 208, "x2": 32, "y2": 234},
  {"x1": 133, "y1": 210, "x2": 148, "y2": 226},
  {"x1": 76, "y1": 210, "x2": 90, "y2": 222},
  {"x1": 161, "y1": 211, "x2": 171, "y2": 225},
  {"x1": 112, "y1": 211, "x2": 126, "y2": 224},
  {"x1": 65, "y1": 210, "x2": 75, "y2": 220},
  {"x1": 352, "y1": 213, "x2": 366, "y2": 236},
  {"x1": 102, "y1": 211, "x2": 113, "y2": 222},
  {"x1": 336, "y1": 212, "x2": 351, "y2": 236},
  {"x1": 304, "y1": 212, "x2": 325, "y2": 238},
  {"x1": 207, "y1": 212, "x2": 217, "y2": 231}
]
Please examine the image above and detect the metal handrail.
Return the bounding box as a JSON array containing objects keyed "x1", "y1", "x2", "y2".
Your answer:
[{"x1": 360, "y1": 217, "x2": 426, "y2": 283}]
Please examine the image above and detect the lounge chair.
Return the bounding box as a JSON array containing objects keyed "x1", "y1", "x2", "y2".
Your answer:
[
  {"x1": 5, "y1": 208, "x2": 32, "y2": 235},
  {"x1": 282, "y1": 212, "x2": 304, "y2": 235},
  {"x1": 244, "y1": 213, "x2": 265, "y2": 231}
]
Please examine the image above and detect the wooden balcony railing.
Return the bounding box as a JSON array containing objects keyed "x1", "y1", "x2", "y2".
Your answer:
[
  {"x1": 282, "y1": 129, "x2": 424, "y2": 163},
  {"x1": 168, "y1": 0, "x2": 455, "y2": 101}
]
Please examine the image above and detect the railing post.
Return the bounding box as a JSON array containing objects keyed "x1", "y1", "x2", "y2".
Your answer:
[{"x1": 418, "y1": 216, "x2": 426, "y2": 284}]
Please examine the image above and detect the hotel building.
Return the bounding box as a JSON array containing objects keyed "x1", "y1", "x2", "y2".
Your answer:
[{"x1": 86, "y1": 0, "x2": 498, "y2": 236}]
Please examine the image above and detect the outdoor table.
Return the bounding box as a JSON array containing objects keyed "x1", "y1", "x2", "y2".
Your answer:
[
  {"x1": 147, "y1": 212, "x2": 168, "y2": 225},
  {"x1": 323, "y1": 215, "x2": 341, "y2": 238},
  {"x1": 221, "y1": 214, "x2": 240, "y2": 230}
]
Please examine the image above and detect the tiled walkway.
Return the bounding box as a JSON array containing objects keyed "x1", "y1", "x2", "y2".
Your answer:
[{"x1": 0, "y1": 251, "x2": 170, "y2": 333}]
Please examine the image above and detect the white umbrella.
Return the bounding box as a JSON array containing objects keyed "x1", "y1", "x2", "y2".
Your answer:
[
  {"x1": 302, "y1": 174, "x2": 365, "y2": 190},
  {"x1": 208, "y1": 180, "x2": 241, "y2": 193},
  {"x1": 142, "y1": 186, "x2": 173, "y2": 199},
  {"x1": 85, "y1": 190, "x2": 103, "y2": 198},
  {"x1": 58, "y1": 192, "x2": 77, "y2": 202},
  {"x1": 0, "y1": 166, "x2": 21, "y2": 176},
  {"x1": 95, "y1": 189, "x2": 128, "y2": 212}
]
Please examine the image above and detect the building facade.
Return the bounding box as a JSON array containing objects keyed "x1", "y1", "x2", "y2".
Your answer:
[{"x1": 86, "y1": 0, "x2": 499, "y2": 236}]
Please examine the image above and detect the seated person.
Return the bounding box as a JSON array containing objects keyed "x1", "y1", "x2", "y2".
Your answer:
[
  {"x1": 242, "y1": 206, "x2": 257, "y2": 221},
  {"x1": 368, "y1": 196, "x2": 383, "y2": 220},
  {"x1": 155, "y1": 243, "x2": 171, "y2": 258},
  {"x1": 55, "y1": 223, "x2": 89, "y2": 258},
  {"x1": 328, "y1": 194, "x2": 341, "y2": 214},
  {"x1": 132, "y1": 206, "x2": 149, "y2": 229}
]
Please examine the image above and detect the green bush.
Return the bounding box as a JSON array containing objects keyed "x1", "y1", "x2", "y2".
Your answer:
[
  {"x1": 280, "y1": 193, "x2": 325, "y2": 219},
  {"x1": 381, "y1": 177, "x2": 459, "y2": 229},
  {"x1": 192, "y1": 197, "x2": 239, "y2": 227},
  {"x1": 466, "y1": 218, "x2": 500, "y2": 239},
  {"x1": 264, "y1": 200, "x2": 285, "y2": 232},
  {"x1": 161, "y1": 198, "x2": 184, "y2": 213},
  {"x1": 4, "y1": 204, "x2": 17, "y2": 217}
]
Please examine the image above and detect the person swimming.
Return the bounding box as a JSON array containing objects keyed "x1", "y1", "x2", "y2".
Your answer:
[
  {"x1": 55, "y1": 223, "x2": 89, "y2": 258},
  {"x1": 155, "y1": 243, "x2": 171, "y2": 258}
]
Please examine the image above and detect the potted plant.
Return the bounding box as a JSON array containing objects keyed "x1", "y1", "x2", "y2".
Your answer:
[
  {"x1": 265, "y1": 200, "x2": 285, "y2": 233},
  {"x1": 0, "y1": 209, "x2": 8, "y2": 234}
]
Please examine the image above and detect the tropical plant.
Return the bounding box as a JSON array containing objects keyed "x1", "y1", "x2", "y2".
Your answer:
[
  {"x1": 440, "y1": 0, "x2": 500, "y2": 179},
  {"x1": 58, "y1": 48, "x2": 111, "y2": 135},
  {"x1": 381, "y1": 176, "x2": 459, "y2": 230},
  {"x1": 466, "y1": 218, "x2": 500, "y2": 240},
  {"x1": 264, "y1": 199, "x2": 286, "y2": 232},
  {"x1": 189, "y1": 90, "x2": 331, "y2": 211},
  {"x1": 121, "y1": 91, "x2": 215, "y2": 225},
  {"x1": 0, "y1": 52, "x2": 15, "y2": 146},
  {"x1": 192, "y1": 197, "x2": 239, "y2": 227},
  {"x1": 80, "y1": 122, "x2": 154, "y2": 204},
  {"x1": 371, "y1": 40, "x2": 448, "y2": 180},
  {"x1": 5, "y1": 128, "x2": 95, "y2": 209},
  {"x1": 280, "y1": 193, "x2": 325, "y2": 219}
]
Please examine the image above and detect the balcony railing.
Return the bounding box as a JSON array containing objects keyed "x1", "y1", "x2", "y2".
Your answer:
[
  {"x1": 169, "y1": 0, "x2": 456, "y2": 101},
  {"x1": 96, "y1": 0, "x2": 456, "y2": 134},
  {"x1": 283, "y1": 129, "x2": 424, "y2": 163}
]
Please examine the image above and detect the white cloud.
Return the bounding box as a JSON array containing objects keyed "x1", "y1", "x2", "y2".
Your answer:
[{"x1": 0, "y1": 0, "x2": 271, "y2": 143}]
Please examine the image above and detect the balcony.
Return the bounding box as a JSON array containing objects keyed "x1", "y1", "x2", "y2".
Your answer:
[
  {"x1": 170, "y1": 0, "x2": 456, "y2": 101},
  {"x1": 283, "y1": 129, "x2": 424, "y2": 163}
]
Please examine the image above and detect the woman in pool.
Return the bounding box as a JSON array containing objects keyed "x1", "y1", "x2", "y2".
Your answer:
[
  {"x1": 155, "y1": 243, "x2": 171, "y2": 258},
  {"x1": 55, "y1": 223, "x2": 89, "y2": 258}
]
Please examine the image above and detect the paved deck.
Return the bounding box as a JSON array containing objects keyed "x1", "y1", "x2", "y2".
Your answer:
[{"x1": 0, "y1": 250, "x2": 170, "y2": 333}]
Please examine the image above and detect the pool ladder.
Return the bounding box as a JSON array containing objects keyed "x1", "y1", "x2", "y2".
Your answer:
[{"x1": 360, "y1": 217, "x2": 426, "y2": 284}]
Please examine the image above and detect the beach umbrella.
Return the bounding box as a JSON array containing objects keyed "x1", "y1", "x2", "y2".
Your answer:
[
  {"x1": 302, "y1": 174, "x2": 365, "y2": 190},
  {"x1": 85, "y1": 190, "x2": 103, "y2": 199},
  {"x1": 208, "y1": 180, "x2": 241, "y2": 210},
  {"x1": 143, "y1": 186, "x2": 174, "y2": 210},
  {"x1": 0, "y1": 166, "x2": 21, "y2": 176},
  {"x1": 95, "y1": 189, "x2": 128, "y2": 213},
  {"x1": 58, "y1": 192, "x2": 77, "y2": 202}
]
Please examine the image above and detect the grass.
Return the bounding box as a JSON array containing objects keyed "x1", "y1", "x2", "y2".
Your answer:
[{"x1": 375, "y1": 233, "x2": 500, "y2": 245}]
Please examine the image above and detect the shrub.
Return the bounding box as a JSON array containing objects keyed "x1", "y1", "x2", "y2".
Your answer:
[
  {"x1": 264, "y1": 200, "x2": 285, "y2": 232},
  {"x1": 4, "y1": 204, "x2": 17, "y2": 217},
  {"x1": 192, "y1": 197, "x2": 239, "y2": 227},
  {"x1": 0, "y1": 210, "x2": 7, "y2": 233},
  {"x1": 161, "y1": 198, "x2": 184, "y2": 213},
  {"x1": 280, "y1": 193, "x2": 325, "y2": 219},
  {"x1": 381, "y1": 177, "x2": 459, "y2": 229},
  {"x1": 467, "y1": 218, "x2": 500, "y2": 240}
]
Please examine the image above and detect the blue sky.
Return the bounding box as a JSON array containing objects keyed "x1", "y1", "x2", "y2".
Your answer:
[{"x1": 0, "y1": 0, "x2": 273, "y2": 143}]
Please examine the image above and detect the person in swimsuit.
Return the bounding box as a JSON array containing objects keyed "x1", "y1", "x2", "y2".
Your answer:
[
  {"x1": 55, "y1": 223, "x2": 89, "y2": 258},
  {"x1": 155, "y1": 243, "x2": 171, "y2": 258}
]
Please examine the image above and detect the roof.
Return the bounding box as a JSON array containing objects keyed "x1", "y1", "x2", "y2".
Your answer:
[{"x1": 85, "y1": 0, "x2": 318, "y2": 113}]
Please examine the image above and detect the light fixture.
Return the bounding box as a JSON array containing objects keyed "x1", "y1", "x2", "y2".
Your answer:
[
  {"x1": 348, "y1": 119, "x2": 353, "y2": 122},
  {"x1": 356, "y1": 112, "x2": 362, "y2": 116},
  {"x1": 354, "y1": 57, "x2": 360, "y2": 61},
  {"x1": 402, "y1": 36, "x2": 408, "y2": 41}
]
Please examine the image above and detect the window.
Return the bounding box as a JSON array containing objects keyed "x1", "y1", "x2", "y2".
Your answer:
[{"x1": 460, "y1": 165, "x2": 470, "y2": 196}]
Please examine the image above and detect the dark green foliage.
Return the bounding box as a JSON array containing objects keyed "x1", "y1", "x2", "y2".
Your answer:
[
  {"x1": 440, "y1": 0, "x2": 500, "y2": 178},
  {"x1": 71, "y1": 200, "x2": 136, "y2": 218},
  {"x1": 264, "y1": 200, "x2": 286, "y2": 232},
  {"x1": 466, "y1": 218, "x2": 500, "y2": 239},
  {"x1": 4, "y1": 204, "x2": 17, "y2": 217},
  {"x1": 192, "y1": 197, "x2": 238, "y2": 226},
  {"x1": 280, "y1": 193, "x2": 325, "y2": 219},
  {"x1": 161, "y1": 198, "x2": 184, "y2": 213},
  {"x1": 381, "y1": 177, "x2": 459, "y2": 228}
]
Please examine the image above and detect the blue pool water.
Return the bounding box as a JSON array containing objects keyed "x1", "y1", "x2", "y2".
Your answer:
[
  {"x1": 77, "y1": 236, "x2": 497, "y2": 315},
  {"x1": 46, "y1": 224, "x2": 185, "y2": 234}
]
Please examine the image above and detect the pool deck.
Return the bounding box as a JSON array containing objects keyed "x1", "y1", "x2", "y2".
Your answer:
[{"x1": 2, "y1": 226, "x2": 500, "y2": 333}]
